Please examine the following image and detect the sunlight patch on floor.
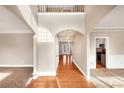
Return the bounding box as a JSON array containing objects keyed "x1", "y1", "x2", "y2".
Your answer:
[
  {"x1": 63, "y1": 55, "x2": 67, "y2": 65},
  {"x1": 25, "y1": 77, "x2": 33, "y2": 87},
  {"x1": 0, "y1": 73, "x2": 12, "y2": 81}
]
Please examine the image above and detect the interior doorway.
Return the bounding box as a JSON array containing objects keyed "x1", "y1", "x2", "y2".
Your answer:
[
  {"x1": 59, "y1": 41, "x2": 72, "y2": 65},
  {"x1": 55, "y1": 30, "x2": 84, "y2": 68},
  {"x1": 59, "y1": 41, "x2": 72, "y2": 55},
  {"x1": 95, "y1": 37, "x2": 109, "y2": 68}
]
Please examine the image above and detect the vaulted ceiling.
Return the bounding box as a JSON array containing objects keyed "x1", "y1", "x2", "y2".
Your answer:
[
  {"x1": 0, "y1": 5, "x2": 33, "y2": 33},
  {"x1": 57, "y1": 30, "x2": 76, "y2": 41},
  {"x1": 0, "y1": 5, "x2": 122, "y2": 34},
  {"x1": 84, "y1": 5, "x2": 116, "y2": 29},
  {"x1": 38, "y1": 13, "x2": 85, "y2": 35},
  {"x1": 94, "y1": 5, "x2": 124, "y2": 30}
]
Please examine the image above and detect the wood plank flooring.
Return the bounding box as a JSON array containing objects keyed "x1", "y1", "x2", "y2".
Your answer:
[
  {"x1": 96, "y1": 60, "x2": 105, "y2": 68},
  {"x1": 0, "y1": 67, "x2": 32, "y2": 88},
  {"x1": 27, "y1": 55, "x2": 95, "y2": 88},
  {"x1": 27, "y1": 76, "x2": 58, "y2": 88}
]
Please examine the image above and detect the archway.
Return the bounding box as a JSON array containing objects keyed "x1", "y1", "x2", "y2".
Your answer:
[{"x1": 54, "y1": 29, "x2": 87, "y2": 79}]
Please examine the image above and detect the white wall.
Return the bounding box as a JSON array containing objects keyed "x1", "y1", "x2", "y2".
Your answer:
[
  {"x1": 38, "y1": 13, "x2": 85, "y2": 36},
  {"x1": 0, "y1": 34, "x2": 33, "y2": 66},
  {"x1": 38, "y1": 42, "x2": 56, "y2": 76},
  {"x1": 38, "y1": 13, "x2": 86, "y2": 77},
  {"x1": 90, "y1": 31, "x2": 124, "y2": 69},
  {"x1": 72, "y1": 33, "x2": 87, "y2": 77}
]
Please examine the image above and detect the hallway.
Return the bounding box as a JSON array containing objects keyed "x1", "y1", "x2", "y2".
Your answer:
[
  {"x1": 27, "y1": 55, "x2": 95, "y2": 88},
  {"x1": 57, "y1": 55, "x2": 95, "y2": 88}
]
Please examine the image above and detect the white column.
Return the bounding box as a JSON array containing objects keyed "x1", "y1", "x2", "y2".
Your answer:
[
  {"x1": 55, "y1": 37, "x2": 59, "y2": 70},
  {"x1": 33, "y1": 35, "x2": 38, "y2": 79},
  {"x1": 17, "y1": 5, "x2": 38, "y2": 34},
  {"x1": 86, "y1": 31, "x2": 91, "y2": 80}
]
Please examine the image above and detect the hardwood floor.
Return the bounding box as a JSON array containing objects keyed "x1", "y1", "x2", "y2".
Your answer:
[
  {"x1": 96, "y1": 60, "x2": 105, "y2": 68},
  {"x1": 27, "y1": 76, "x2": 58, "y2": 88},
  {"x1": 27, "y1": 55, "x2": 95, "y2": 88},
  {"x1": 57, "y1": 55, "x2": 95, "y2": 88},
  {"x1": 0, "y1": 67, "x2": 32, "y2": 88}
]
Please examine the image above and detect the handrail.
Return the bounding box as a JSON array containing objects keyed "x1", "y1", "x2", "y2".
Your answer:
[{"x1": 38, "y1": 5, "x2": 84, "y2": 12}]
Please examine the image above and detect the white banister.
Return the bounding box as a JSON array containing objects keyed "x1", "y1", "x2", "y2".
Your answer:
[{"x1": 38, "y1": 5, "x2": 84, "y2": 12}]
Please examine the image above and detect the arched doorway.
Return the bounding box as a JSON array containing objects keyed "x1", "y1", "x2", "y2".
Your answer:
[
  {"x1": 55, "y1": 29, "x2": 85, "y2": 74},
  {"x1": 53, "y1": 29, "x2": 94, "y2": 87}
]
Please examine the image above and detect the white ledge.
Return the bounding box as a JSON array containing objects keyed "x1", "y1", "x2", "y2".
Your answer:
[{"x1": 38, "y1": 12, "x2": 85, "y2": 15}]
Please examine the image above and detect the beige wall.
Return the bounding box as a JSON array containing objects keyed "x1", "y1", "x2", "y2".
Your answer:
[
  {"x1": 0, "y1": 34, "x2": 33, "y2": 66},
  {"x1": 90, "y1": 31, "x2": 124, "y2": 55},
  {"x1": 72, "y1": 33, "x2": 87, "y2": 76},
  {"x1": 90, "y1": 31, "x2": 124, "y2": 68},
  {"x1": 0, "y1": 6, "x2": 33, "y2": 34}
]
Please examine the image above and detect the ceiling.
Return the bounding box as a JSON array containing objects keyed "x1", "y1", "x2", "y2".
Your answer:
[
  {"x1": 0, "y1": 5, "x2": 120, "y2": 34},
  {"x1": 94, "y1": 6, "x2": 124, "y2": 30},
  {"x1": 85, "y1": 5, "x2": 116, "y2": 28},
  {"x1": 57, "y1": 30, "x2": 76, "y2": 36},
  {"x1": 57, "y1": 30, "x2": 76, "y2": 41},
  {"x1": 0, "y1": 5, "x2": 33, "y2": 33}
]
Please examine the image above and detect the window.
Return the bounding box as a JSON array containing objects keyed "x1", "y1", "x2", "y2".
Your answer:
[{"x1": 38, "y1": 28, "x2": 54, "y2": 42}]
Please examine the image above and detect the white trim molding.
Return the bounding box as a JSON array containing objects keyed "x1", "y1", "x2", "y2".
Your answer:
[
  {"x1": 37, "y1": 71, "x2": 56, "y2": 76},
  {"x1": 93, "y1": 28, "x2": 124, "y2": 32},
  {"x1": 93, "y1": 27, "x2": 124, "y2": 30},
  {"x1": 17, "y1": 5, "x2": 38, "y2": 34},
  {"x1": 72, "y1": 58, "x2": 87, "y2": 79},
  {"x1": 38, "y1": 12, "x2": 85, "y2": 15},
  {"x1": 94, "y1": 37, "x2": 109, "y2": 69},
  {"x1": 32, "y1": 71, "x2": 57, "y2": 79},
  {"x1": 32, "y1": 71, "x2": 39, "y2": 79}
]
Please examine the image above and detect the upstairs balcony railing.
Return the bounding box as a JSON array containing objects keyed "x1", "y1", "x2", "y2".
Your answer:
[{"x1": 38, "y1": 5, "x2": 84, "y2": 13}]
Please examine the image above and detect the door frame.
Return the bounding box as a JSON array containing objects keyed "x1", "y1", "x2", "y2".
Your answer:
[{"x1": 95, "y1": 37, "x2": 109, "y2": 69}]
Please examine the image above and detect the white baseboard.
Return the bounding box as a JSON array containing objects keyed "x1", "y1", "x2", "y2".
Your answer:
[
  {"x1": 0, "y1": 65, "x2": 34, "y2": 67},
  {"x1": 32, "y1": 71, "x2": 56, "y2": 79},
  {"x1": 32, "y1": 73, "x2": 39, "y2": 79},
  {"x1": 72, "y1": 58, "x2": 87, "y2": 79},
  {"x1": 37, "y1": 71, "x2": 56, "y2": 76}
]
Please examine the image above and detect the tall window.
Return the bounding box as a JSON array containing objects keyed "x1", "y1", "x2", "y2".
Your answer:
[{"x1": 38, "y1": 28, "x2": 54, "y2": 42}]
